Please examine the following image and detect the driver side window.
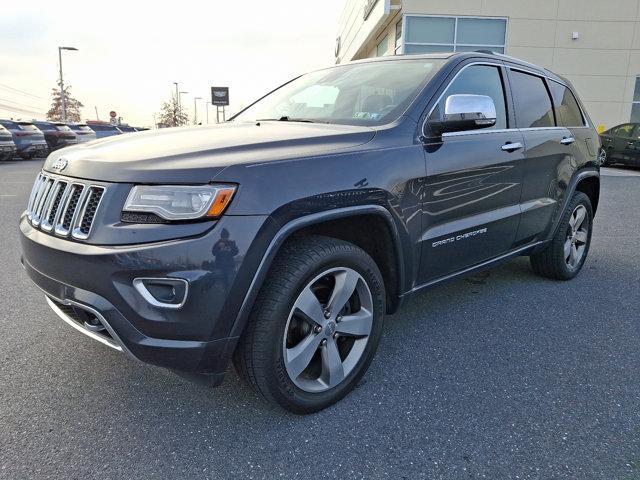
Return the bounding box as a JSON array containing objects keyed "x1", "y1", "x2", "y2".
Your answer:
[{"x1": 429, "y1": 65, "x2": 508, "y2": 130}]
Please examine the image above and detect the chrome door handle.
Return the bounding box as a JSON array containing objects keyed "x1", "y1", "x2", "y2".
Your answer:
[
  {"x1": 501, "y1": 142, "x2": 523, "y2": 152},
  {"x1": 560, "y1": 137, "x2": 575, "y2": 145}
]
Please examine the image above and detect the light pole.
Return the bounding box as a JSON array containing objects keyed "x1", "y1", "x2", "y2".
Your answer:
[
  {"x1": 178, "y1": 91, "x2": 188, "y2": 119},
  {"x1": 193, "y1": 97, "x2": 202, "y2": 125},
  {"x1": 173, "y1": 82, "x2": 179, "y2": 119},
  {"x1": 58, "y1": 46, "x2": 78, "y2": 122},
  {"x1": 205, "y1": 101, "x2": 212, "y2": 124}
]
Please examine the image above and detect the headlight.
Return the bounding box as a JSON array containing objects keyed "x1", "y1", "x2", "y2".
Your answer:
[{"x1": 123, "y1": 184, "x2": 236, "y2": 221}]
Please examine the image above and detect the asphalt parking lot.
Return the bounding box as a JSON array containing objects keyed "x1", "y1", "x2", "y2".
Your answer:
[{"x1": 1, "y1": 159, "x2": 639, "y2": 480}]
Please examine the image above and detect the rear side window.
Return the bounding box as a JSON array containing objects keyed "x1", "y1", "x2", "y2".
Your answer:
[
  {"x1": 509, "y1": 70, "x2": 555, "y2": 128},
  {"x1": 548, "y1": 81, "x2": 585, "y2": 127},
  {"x1": 429, "y1": 64, "x2": 508, "y2": 130},
  {"x1": 611, "y1": 124, "x2": 634, "y2": 137},
  {"x1": 34, "y1": 123, "x2": 55, "y2": 131},
  {"x1": 18, "y1": 123, "x2": 39, "y2": 131},
  {"x1": 91, "y1": 125, "x2": 117, "y2": 131}
]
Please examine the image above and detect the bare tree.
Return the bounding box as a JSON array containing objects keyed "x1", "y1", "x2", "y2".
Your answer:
[
  {"x1": 157, "y1": 94, "x2": 188, "y2": 128},
  {"x1": 47, "y1": 79, "x2": 84, "y2": 122}
]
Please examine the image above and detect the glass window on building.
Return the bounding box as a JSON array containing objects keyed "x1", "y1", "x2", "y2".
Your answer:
[
  {"x1": 403, "y1": 16, "x2": 506, "y2": 55},
  {"x1": 394, "y1": 19, "x2": 402, "y2": 54},
  {"x1": 631, "y1": 77, "x2": 640, "y2": 123},
  {"x1": 376, "y1": 34, "x2": 389, "y2": 57}
]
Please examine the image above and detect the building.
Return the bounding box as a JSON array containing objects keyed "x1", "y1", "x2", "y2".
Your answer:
[{"x1": 335, "y1": 0, "x2": 640, "y2": 129}]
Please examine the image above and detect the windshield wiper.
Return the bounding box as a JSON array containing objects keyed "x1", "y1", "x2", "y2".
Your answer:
[{"x1": 256, "y1": 116, "x2": 316, "y2": 123}]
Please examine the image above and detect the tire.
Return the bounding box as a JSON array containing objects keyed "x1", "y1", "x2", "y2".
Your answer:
[
  {"x1": 530, "y1": 191, "x2": 593, "y2": 280},
  {"x1": 233, "y1": 235, "x2": 385, "y2": 414}
]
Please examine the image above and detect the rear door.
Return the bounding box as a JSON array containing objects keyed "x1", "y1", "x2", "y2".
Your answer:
[
  {"x1": 418, "y1": 62, "x2": 526, "y2": 283},
  {"x1": 508, "y1": 68, "x2": 581, "y2": 244}
]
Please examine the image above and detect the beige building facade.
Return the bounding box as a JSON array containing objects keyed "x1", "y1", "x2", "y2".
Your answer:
[{"x1": 335, "y1": 0, "x2": 640, "y2": 129}]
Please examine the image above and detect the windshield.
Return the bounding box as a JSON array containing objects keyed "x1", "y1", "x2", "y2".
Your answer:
[{"x1": 233, "y1": 59, "x2": 445, "y2": 126}]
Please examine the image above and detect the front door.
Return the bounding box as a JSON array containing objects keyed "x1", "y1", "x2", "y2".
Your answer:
[{"x1": 418, "y1": 63, "x2": 525, "y2": 283}]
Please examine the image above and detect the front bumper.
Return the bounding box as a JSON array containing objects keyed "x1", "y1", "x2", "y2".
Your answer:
[
  {"x1": 20, "y1": 213, "x2": 270, "y2": 380},
  {"x1": 0, "y1": 143, "x2": 16, "y2": 159},
  {"x1": 18, "y1": 142, "x2": 48, "y2": 156}
]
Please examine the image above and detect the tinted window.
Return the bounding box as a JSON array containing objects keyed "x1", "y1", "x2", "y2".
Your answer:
[
  {"x1": 70, "y1": 125, "x2": 92, "y2": 132},
  {"x1": 548, "y1": 81, "x2": 584, "y2": 127},
  {"x1": 91, "y1": 125, "x2": 117, "y2": 131},
  {"x1": 429, "y1": 64, "x2": 507, "y2": 130},
  {"x1": 510, "y1": 70, "x2": 554, "y2": 128},
  {"x1": 18, "y1": 123, "x2": 40, "y2": 131},
  {"x1": 34, "y1": 122, "x2": 55, "y2": 131},
  {"x1": 612, "y1": 124, "x2": 634, "y2": 137},
  {"x1": 54, "y1": 124, "x2": 72, "y2": 132}
]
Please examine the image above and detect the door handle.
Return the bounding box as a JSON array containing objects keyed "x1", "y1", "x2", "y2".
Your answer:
[
  {"x1": 560, "y1": 137, "x2": 575, "y2": 145},
  {"x1": 628, "y1": 141, "x2": 636, "y2": 146},
  {"x1": 501, "y1": 142, "x2": 523, "y2": 152}
]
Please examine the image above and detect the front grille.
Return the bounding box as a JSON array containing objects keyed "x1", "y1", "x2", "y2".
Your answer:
[{"x1": 26, "y1": 172, "x2": 106, "y2": 240}]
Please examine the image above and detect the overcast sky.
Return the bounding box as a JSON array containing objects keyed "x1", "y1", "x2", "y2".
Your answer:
[{"x1": 0, "y1": 0, "x2": 345, "y2": 126}]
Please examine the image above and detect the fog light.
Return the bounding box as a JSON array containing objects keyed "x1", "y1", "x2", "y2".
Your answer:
[{"x1": 133, "y1": 277, "x2": 189, "y2": 309}]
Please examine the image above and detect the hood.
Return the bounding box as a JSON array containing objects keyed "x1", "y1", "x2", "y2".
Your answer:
[{"x1": 43, "y1": 122, "x2": 376, "y2": 183}]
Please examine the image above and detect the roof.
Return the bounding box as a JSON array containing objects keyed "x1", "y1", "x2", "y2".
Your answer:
[{"x1": 341, "y1": 51, "x2": 559, "y2": 80}]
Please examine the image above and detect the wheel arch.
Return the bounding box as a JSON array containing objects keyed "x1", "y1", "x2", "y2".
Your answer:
[
  {"x1": 547, "y1": 168, "x2": 599, "y2": 242},
  {"x1": 575, "y1": 174, "x2": 600, "y2": 216},
  {"x1": 228, "y1": 205, "x2": 406, "y2": 340}
]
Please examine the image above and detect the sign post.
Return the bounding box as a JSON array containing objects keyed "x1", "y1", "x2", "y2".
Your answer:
[
  {"x1": 211, "y1": 87, "x2": 229, "y2": 124},
  {"x1": 109, "y1": 110, "x2": 117, "y2": 126}
]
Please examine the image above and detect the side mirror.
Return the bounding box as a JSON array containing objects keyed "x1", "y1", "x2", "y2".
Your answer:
[{"x1": 426, "y1": 94, "x2": 497, "y2": 137}]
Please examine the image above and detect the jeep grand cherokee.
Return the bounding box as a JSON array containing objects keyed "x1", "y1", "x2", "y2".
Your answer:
[{"x1": 20, "y1": 53, "x2": 600, "y2": 413}]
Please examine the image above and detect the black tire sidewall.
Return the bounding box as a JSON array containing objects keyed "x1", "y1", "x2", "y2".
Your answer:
[
  {"x1": 556, "y1": 192, "x2": 593, "y2": 279},
  {"x1": 261, "y1": 243, "x2": 385, "y2": 413}
]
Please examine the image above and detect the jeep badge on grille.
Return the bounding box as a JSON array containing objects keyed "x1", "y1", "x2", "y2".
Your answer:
[{"x1": 51, "y1": 158, "x2": 68, "y2": 172}]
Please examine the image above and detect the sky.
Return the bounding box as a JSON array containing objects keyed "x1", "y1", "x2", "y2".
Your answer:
[{"x1": 0, "y1": 0, "x2": 345, "y2": 127}]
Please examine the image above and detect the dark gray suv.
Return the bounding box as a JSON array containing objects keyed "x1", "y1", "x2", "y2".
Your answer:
[{"x1": 19, "y1": 53, "x2": 600, "y2": 413}]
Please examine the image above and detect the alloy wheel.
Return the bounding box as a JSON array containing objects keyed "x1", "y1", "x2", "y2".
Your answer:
[
  {"x1": 565, "y1": 204, "x2": 589, "y2": 269},
  {"x1": 282, "y1": 267, "x2": 373, "y2": 393}
]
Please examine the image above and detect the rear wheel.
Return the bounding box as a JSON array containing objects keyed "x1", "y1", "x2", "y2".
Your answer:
[
  {"x1": 530, "y1": 192, "x2": 593, "y2": 280},
  {"x1": 233, "y1": 235, "x2": 385, "y2": 413}
]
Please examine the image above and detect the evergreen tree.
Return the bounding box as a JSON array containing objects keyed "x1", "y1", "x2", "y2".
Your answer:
[
  {"x1": 157, "y1": 94, "x2": 189, "y2": 127},
  {"x1": 47, "y1": 79, "x2": 84, "y2": 122}
]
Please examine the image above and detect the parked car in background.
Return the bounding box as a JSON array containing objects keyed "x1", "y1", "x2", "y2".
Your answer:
[
  {"x1": 116, "y1": 125, "x2": 136, "y2": 133},
  {"x1": 68, "y1": 123, "x2": 97, "y2": 143},
  {"x1": 134, "y1": 127, "x2": 149, "y2": 132},
  {"x1": 0, "y1": 124, "x2": 17, "y2": 161},
  {"x1": 0, "y1": 120, "x2": 48, "y2": 159},
  {"x1": 33, "y1": 121, "x2": 78, "y2": 152},
  {"x1": 89, "y1": 124, "x2": 121, "y2": 139},
  {"x1": 599, "y1": 123, "x2": 640, "y2": 167}
]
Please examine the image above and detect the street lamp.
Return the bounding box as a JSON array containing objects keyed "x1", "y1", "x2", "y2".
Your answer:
[
  {"x1": 58, "y1": 46, "x2": 78, "y2": 122},
  {"x1": 193, "y1": 97, "x2": 202, "y2": 125},
  {"x1": 178, "y1": 91, "x2": 188, "y2": 113},
  {"x1": 205, "y1": 101, "x2": 212, "y2": 124}
]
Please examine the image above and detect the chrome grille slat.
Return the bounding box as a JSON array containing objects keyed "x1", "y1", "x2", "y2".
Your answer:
[
  {"x1": 24, "y1": 172, "x2": 106, "y2": 241},
  {"x1": 31, "y1": 178, "x2": 55, "y2": 227},
  {"x1": 41, "y1": 181, "x2": 68, "y2": 232}
]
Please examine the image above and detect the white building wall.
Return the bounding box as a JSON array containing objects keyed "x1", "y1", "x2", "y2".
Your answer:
[{"x1": 336, "y1": 0, "x2": 640, "y2": 129}]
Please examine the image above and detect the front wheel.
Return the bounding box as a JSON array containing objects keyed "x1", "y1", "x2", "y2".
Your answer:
[
  {"x1": 233, "y1": 235, "x2": 385, "y2": 414},
  {"x1": 530, "y1": 191, "x2": 593, "y2": 280}
]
